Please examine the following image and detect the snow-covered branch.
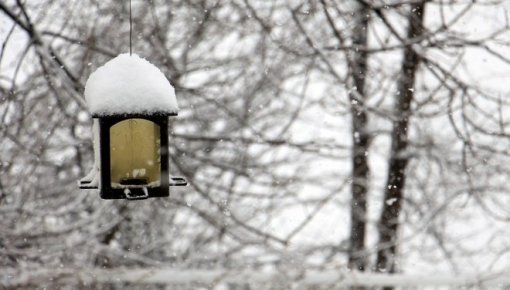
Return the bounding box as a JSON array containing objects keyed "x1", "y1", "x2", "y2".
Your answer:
[{"x1": 3, "y1": 267, "x2": 510, "y2": 288}]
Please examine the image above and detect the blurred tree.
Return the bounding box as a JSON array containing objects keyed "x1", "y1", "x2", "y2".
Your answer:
[
  {"x1": 375, "y1": 1, "x2": 426, "y2": 278},
  {"x1": 288, "y1": 0, "x2": 510, "y2": 287},
  {"x1": 0, "y1": 0, "x2": 312, "y2": 287}
]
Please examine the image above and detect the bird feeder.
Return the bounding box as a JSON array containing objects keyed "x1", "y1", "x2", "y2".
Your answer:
[{"x1": 79, "y1": 53, "x2": 186, "y2": 200}]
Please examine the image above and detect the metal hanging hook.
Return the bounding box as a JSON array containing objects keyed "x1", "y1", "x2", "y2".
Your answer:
[{"x1": 129, "y1": 0, "x2": 132, "y2": 55}]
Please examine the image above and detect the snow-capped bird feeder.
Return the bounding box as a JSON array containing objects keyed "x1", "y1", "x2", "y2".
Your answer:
[{"x1": 79, "y1": 53, "x2": 186, "y2": 200}]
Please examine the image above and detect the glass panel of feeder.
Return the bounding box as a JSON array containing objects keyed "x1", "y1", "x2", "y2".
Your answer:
[{"x1": 110, "y1": 119, "x2": 161, "y2": 188}]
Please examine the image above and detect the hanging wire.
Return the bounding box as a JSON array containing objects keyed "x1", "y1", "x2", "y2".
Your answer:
[{"x1": 129, "y1": 0, "x2": 133, "y2": 55}]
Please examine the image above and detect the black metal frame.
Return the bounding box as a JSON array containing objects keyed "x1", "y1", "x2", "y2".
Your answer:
[
  {"x1": 98, "y1": 115, "x2": 170, "y2": 199},
  {"x1": 79, "y1": 112, "x2": 186, "y2": 200}
]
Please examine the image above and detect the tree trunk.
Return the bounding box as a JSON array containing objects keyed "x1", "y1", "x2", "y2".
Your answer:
[
  {"x1": 375, "y1": 2, "x2": 426, "y2": 283},
  {"x1": 348, "y1": 2, "x2": 371, "y2": 275}
]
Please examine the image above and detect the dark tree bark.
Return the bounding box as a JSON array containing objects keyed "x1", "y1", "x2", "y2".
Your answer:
[
  {"x1": 375, "y1": 1, "x2": 426, "y2": 281},
  {"x1": 347, "y1": 3, "x2": 371, "y2": 274},
  {"x1": 319, "y1": 1, "x2": 371, "y2": 274}
]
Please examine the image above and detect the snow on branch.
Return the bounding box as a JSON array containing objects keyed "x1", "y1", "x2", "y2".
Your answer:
[{"x1": 3, "y1": 267, "x2": 510, "y2": 288}]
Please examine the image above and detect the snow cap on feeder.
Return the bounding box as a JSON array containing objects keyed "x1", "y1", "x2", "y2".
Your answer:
[
  {"x1": 84, "y1": 53, "x2": 178, "y2": 117},
  {"x1": 79, "y1": 53, "x2": 186, "y2": 200}
]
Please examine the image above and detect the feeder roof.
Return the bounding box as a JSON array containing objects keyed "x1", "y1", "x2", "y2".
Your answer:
[{"x1": 84, "y1": 53, "x2": 178, "y2": 117}]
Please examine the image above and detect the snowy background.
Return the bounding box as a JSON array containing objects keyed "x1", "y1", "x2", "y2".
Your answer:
[{"x1": 1, "y1": 0, "x2": 510, "y2": 289}]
